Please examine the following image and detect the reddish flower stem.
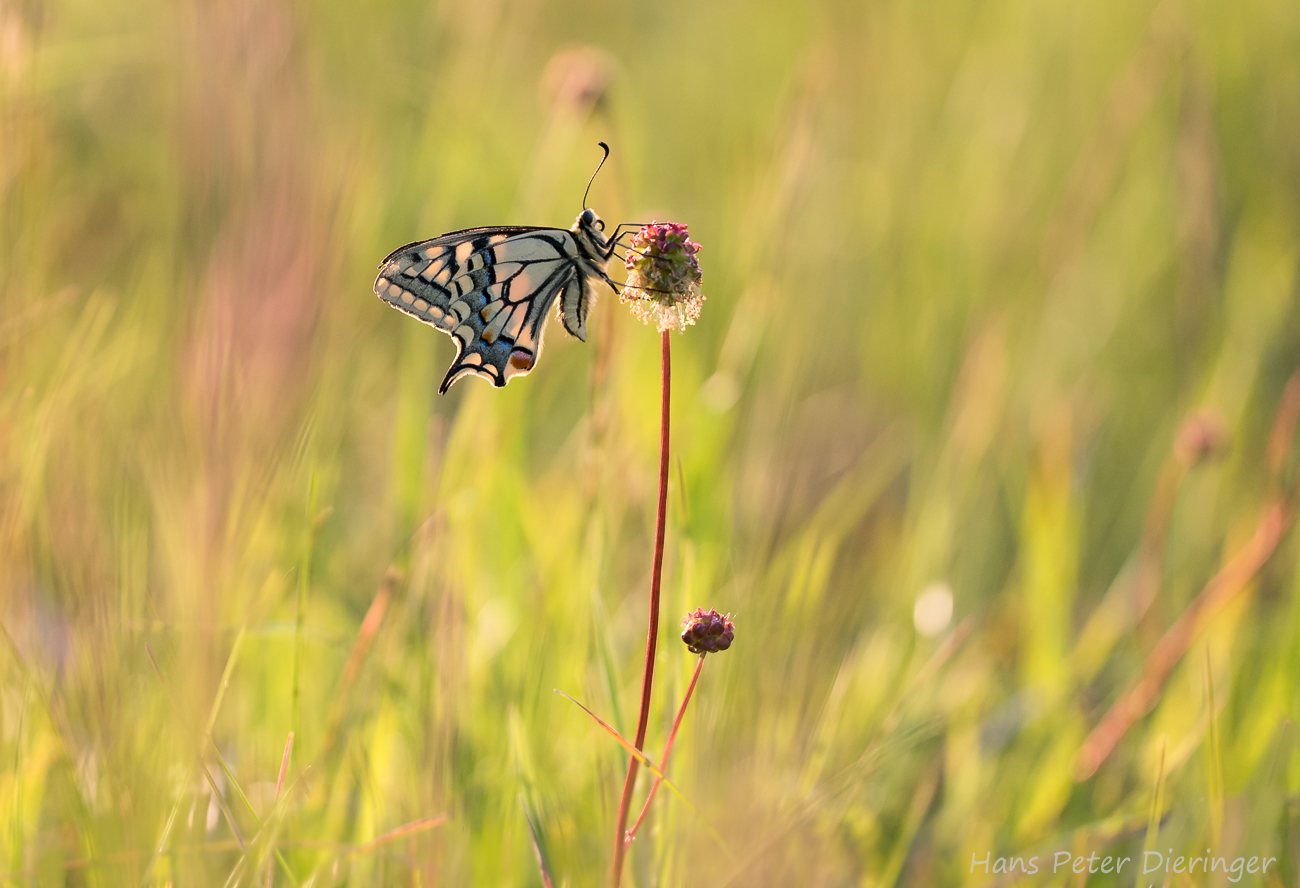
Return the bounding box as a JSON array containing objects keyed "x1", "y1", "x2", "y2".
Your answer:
[
  {"x1": 610, "y1": 329, "x2": 672, "y2": 888},
  {"x1": 626, "y1": 653, "x2": 706, "y2": 843}
]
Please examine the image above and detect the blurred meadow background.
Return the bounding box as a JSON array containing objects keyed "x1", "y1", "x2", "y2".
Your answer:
[{"x1": 4, "y1": 0, "x2": 1300, "y2": 884}]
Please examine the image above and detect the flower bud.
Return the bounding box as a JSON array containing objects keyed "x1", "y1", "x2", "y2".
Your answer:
[{"x1": 680, "y1": 607, "x2": 735, "y2": 655}]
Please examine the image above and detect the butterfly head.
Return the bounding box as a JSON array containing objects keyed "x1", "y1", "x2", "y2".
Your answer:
[{"x1": 572, "y1": 207, "x2": 611, "y2": 256}]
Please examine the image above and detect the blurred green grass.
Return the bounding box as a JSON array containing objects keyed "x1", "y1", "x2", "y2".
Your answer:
[{"x1": 3, "y1": 0, "x2": 1300, "y2": 884}]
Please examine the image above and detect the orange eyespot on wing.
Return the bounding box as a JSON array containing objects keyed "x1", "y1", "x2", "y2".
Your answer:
[{"x1": 509, "y1": 348, "x2": 535, "y2": 372}]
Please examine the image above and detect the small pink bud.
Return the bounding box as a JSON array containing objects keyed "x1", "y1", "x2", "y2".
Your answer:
[{"x1": 680, "y1": 607, "x2": 736, "y2": 655}]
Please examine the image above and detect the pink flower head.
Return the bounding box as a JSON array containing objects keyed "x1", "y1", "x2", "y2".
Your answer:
[{"x1": 621, "y1": 222, "x2": 704, "y2": 333}]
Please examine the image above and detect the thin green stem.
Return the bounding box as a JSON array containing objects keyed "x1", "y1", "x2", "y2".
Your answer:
[{"x1": 610, "y1": 329, "x2": 671, "y2": 887}]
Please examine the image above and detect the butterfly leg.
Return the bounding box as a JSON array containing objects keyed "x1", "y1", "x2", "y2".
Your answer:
[
  {"x1": 611, "y1": 222, "x2": 651, "y2": 237},
  {"x1": 598, "y1": 270, "x2": 623, "y2": 294},
  {"x1": 603, "y1": 223, "x2": 652, "y2": 258}
]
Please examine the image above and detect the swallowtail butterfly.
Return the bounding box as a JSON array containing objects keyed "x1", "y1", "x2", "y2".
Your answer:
[{"x1": 374, "y1": 145, "x2": 632, "y2": 392}]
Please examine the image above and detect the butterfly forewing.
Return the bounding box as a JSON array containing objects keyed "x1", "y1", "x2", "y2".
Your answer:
[{"x1": 375, "y1": 227, "x2": 585, "y2": 392}]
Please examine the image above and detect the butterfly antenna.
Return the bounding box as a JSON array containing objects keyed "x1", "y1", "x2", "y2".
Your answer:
[{"x1": 582, "y1": 142, "x2": 611, "y2": 211}]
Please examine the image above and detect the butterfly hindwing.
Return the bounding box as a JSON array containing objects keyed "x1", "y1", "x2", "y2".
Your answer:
[{"x1": 375, "y1": 227, "x2": 586, "y2": 392}]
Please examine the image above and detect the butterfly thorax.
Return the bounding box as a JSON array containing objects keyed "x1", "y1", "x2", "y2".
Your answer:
[{"x1": 570, "y1": 208, "x2": 614, "y2": 279}]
